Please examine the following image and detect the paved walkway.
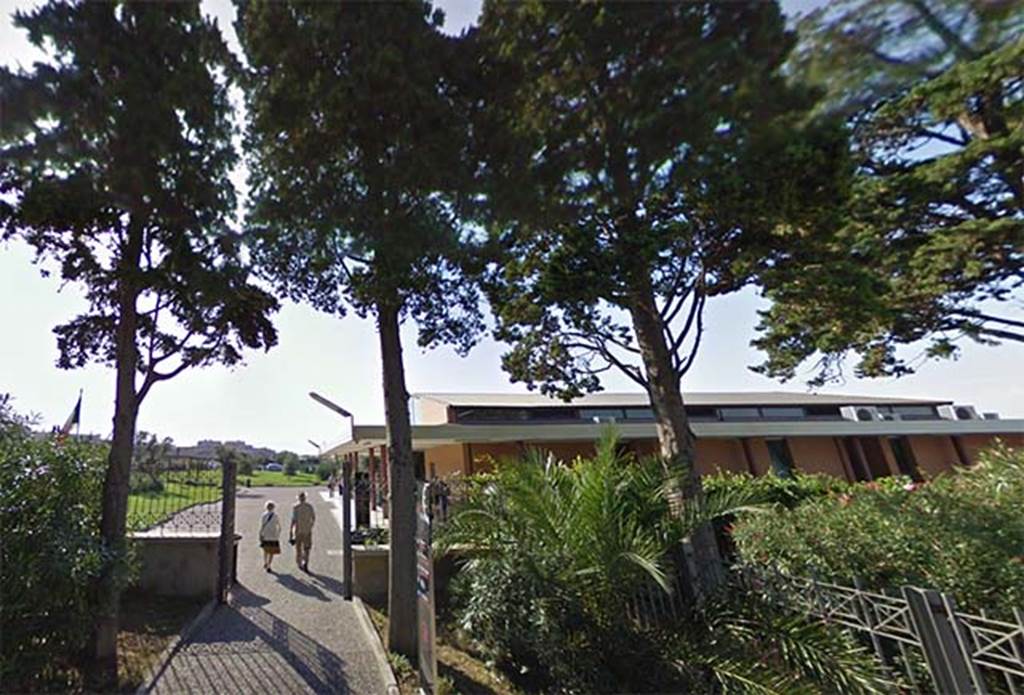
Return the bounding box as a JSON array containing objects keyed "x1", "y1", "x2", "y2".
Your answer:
[{"x1": 148, "y1": 486, "x2": 388, "y2": 694}]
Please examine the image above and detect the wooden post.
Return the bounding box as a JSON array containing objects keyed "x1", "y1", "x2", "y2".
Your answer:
[
  {"x1": 217, "y1": 456, "x2": 237, "y2": 604},
  {"x1": 342, "y1": 454, "x2": 353, "y2": 600}
]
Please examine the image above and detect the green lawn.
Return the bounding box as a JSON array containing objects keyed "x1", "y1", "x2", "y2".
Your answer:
[
  {"x1": 126, "y1": 469, "x2": 323, "y2": 530},
  {"x1": 127, "y1": 477, "x2": 222, "y2": 531},
  {"x1": 242, "y1": 469, "x2": 321, "y2": 487}
]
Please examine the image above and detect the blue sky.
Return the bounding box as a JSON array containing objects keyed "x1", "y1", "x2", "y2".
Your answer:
[{"x1": 1, "y1": 0, "x2": 1021, "y2": 453}]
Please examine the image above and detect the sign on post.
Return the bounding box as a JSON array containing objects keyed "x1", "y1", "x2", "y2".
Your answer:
[{"x1": 415, "y1": 482, "x2": 437, "y2": 693}]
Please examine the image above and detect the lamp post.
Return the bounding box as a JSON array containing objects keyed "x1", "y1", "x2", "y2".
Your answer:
[{"x1": 308, "y1": 391, "x2": 356, "y2": 442}]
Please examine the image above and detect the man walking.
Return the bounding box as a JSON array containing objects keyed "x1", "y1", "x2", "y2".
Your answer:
[{"x1": 290, "y1": 491, "x2": 316, "y2": 572}]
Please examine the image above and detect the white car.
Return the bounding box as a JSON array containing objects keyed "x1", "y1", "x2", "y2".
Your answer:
[{"x1": 264, "y1": 462, "x2": 284, "y2": 472}]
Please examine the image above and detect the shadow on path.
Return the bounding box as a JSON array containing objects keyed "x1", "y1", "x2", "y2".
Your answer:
[
  {"x1": 307, "y1": 571, "x2": 347, "y2": 599},
  {"x1": 275, "y1": 573, "x2": 330, "y2": 602},
  {"x1": 151, "y1": 586, "x2": 356, "y2": 694}
]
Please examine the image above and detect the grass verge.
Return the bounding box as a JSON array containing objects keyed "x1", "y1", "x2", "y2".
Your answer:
[
  {"x1": 117, "y1": 591, "x2": 206, "y2": 692},
  {"x1": 363, "y1": 598, "x2": 522, "y2": 695},
  {"x1": 241, "y1": 470, "x2": 321, "y2": 487}
]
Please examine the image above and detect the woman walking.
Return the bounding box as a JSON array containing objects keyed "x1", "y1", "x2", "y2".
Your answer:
[{"x1": 259, "y1": 500, "x2": 282, "y2": 572}]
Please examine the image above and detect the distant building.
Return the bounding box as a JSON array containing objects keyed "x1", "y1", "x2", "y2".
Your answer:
[
  {"x1": 324, "y1": 391, "x2": 1024, "y2": 514},
  {"x1": 172, "y1": 439, "x2": 279, "y2": 463}
]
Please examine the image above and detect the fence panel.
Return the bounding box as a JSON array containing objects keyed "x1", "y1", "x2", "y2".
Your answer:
[
  {"x1": 127, "y1": 456, "x2": 224, "y2": 536},
  {"x1": 737, "y1": 565, "x2": 1024, "y2": 694}
]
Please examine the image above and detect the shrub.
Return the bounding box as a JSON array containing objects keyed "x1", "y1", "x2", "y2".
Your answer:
[
  {"x1": 316, "y1": 459, "x2": 335, "y2": 481},
  {"x1": 129, "y1": 471, "x2": 165, "y2": 494},
  {"x1": 703, "y1": 470, "x2": 853, "y2": 509},
  {"x1": 731, "y1": 443, "x2": 1024, "y2": 617},
  {"x1": 0, "y1": 396, "x2": 134, "y2": 690},
  {"x1": 284, "y1": 458, "x2": 298, "y2": 476},
  {"x1": 436, "y1": 431, "x2": 880, "y2": 693}
]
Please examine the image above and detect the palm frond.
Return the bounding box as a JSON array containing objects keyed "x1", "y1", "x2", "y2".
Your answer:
[{"x1": 698, "y1": 655, "x2": 813, "y2": 695}]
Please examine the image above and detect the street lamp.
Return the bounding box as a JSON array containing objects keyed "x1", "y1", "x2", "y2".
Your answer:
[{"x1": 308, "y1": 391, "x2": 357, "y2": 442}]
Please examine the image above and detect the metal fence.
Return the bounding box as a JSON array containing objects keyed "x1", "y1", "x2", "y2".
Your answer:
[
  {"x1": 127, "y1": 456, "x2": 224, "y2": 535},
  {"x1": 736, "y1": 566, "x2": 1024, "y2": 694},
  {"x1": 126, "y1": 454, "x2": 238, "y2": 603}
]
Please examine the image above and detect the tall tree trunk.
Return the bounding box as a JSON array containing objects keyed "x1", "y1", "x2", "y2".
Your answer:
[
  {"x1": 378, "y1": 299, "x2": 418, "y2": 660},
  {"x1": 89, "y1": 226, "x2": 144, "y2": 688},
  {"x1": 628, "y1": 285, "x2": 724, "y2": 599}
]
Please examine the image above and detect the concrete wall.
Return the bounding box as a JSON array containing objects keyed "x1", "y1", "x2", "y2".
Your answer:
[
  {"x1": 416, "y1": 399, "x2": 452, "y2": 426},
  {"x1": 352, "y1": 545, "x2": 389, "y2": 604},
  {"x1": 131, "y1": 534, "x2": 225, "y2": 598}
]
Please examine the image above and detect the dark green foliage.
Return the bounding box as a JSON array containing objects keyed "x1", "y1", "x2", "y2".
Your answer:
[
  {"x1": 756, "y1": 3, "x2": 1024, "y2": 385},
  {"x1": 0, "y1": 2, "x2": 279, "y2": 395},
  {"x1": 238, "y1": 455, "x2": 255, "y2": 476},
  {"x1": 474, "y1": 0, "x2": 847, "y2": 398},
  {"x1": 0, "y1": 396, "x2": 132, "y2": 691},
  {"x1": 235, "y1": 0, "x2": 485, "y2": 655},
  {"x1": 437, "y1": 431, "x2": 885, "y2": 693},
  {"x1": 316, "y1": 460, "x2": 336, "y2": 481},
  {"x1": 236, "y1": 0, "x2": 482, "y2": 344},
  {"x1": 732, "y1": 444, "x2": 1024, "y2": 617},
  {"x1": 703, "y1": 470, "x2": 853, "y2": 510},
  {"x1": 681, "y1": 589, "x2": 891, "y2": 695},
  {"x1": 438, "y1": 433, "x2": 707, "y2": 692},
  {"x1": 1, "y1": 5, "x2": 279, "y2": 678},
  {"x1": 789, "y1": 0, "x2": 1023, "y2": 118}
]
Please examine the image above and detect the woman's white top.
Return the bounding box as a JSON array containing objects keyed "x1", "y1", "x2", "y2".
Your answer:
[{"x1": 259, "y1": 511, "x2": 281, "y2": 541}]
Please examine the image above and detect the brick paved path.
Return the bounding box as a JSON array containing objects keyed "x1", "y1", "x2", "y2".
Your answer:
[{"x1": 147, "y1": 486, "x2": 388, "y2": 694}]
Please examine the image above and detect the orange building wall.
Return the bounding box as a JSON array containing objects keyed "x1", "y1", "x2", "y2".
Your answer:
[
  {"x1": 907, "y1": 436, "x2": 960, "y2": 477},
  {"x1": 742, "y1": 438, "x2": 773, "y2": 477},
  {"x1": 421, "y1": 431, "x2": 1022, "y2": 481},
  {"x1": 788, "y1": 437, "x2": 848, "y2": 478},
  {"x1": 424, "y1": 444, "x2": 466, "y2": 479},
  {"x1": 693, "y1": 439, "x2": 748, "y2": 476},
  {"x1": 468, "y1": 442, "x2": 522, "y2": 473},
  {"x1": 526, "y1": 441, "x2": 597, "y2": 463},
  {"x1": 959, "y1": 433, "x2": 1024, "y2": 464}
]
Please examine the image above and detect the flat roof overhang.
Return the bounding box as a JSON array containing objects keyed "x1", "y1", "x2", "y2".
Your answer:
[{"x1": 323, "y1": 419, "x2": 1024, "y2": 457}]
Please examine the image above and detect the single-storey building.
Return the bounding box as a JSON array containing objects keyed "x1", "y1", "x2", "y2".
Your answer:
[{"x1": 322, "y1": 391, "x2": 1024, "y2": 513}]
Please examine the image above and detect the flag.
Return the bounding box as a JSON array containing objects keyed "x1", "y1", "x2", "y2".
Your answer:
[{"x1": 59, "y1": 392, "x2": 81, "y2": 437}]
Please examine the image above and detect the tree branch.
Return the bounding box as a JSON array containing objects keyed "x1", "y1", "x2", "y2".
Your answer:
[{"x1": 952, "y1": 309, "x2": 1024, "y2": 331}]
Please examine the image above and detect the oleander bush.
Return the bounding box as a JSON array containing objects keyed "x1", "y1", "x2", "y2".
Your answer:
[
  {"x1": 0, "y1": 395, "x2": 134, "y2": 691},
  {"x1": 703, "y1": 469, "x2": 854, "y2": 509},
  {"x1": 731, "y1": 443, "x2": 1024, "y2": 617}
]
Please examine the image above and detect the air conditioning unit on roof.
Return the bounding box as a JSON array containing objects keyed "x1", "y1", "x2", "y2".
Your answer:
[
  {"x1": 840, "y1": 406, "x2": 884, "y2": 421},
  {"x1": 938, "y1": 404, "x2": 982, "y2": 420}
]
